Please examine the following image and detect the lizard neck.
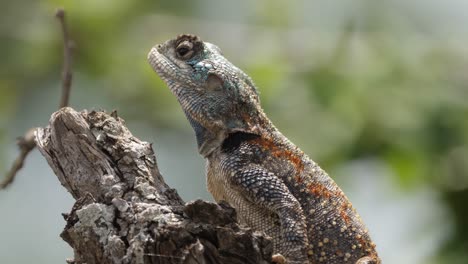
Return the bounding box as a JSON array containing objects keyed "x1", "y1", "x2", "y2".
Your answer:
[
  {"x1": 250, "y1": 109, "x2": 293, "y2": 148},
  {"x1": 217, "y1": 109, "x2": 298, "y2": 157}
]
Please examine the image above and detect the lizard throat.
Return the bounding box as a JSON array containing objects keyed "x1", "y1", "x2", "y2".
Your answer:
[{"x1": 185, "y1": 112, "x2": 227, "y2": 158}]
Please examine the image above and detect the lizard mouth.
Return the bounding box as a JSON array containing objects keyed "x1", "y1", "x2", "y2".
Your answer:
[{"x1": 147, "y1": 45, "x2": 196, "y2": 89}]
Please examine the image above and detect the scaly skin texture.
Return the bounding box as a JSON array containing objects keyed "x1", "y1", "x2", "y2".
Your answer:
[{"x1": 148, "y1": 34, "x2": 381, "y2": 264}]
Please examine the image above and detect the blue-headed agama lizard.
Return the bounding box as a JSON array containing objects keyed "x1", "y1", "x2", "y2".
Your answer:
[{"x1": 148, "y1": 34, "x2": 381, "y2": 264}]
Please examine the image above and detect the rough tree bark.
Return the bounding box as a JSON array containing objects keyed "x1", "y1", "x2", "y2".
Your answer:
[{"x1": 35, "y1": 107, "x2": 273, "y2": 264}]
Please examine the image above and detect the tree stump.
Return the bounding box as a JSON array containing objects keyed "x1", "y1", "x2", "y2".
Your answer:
[{"x1": 35, "y1": 107, "x2": 273, "y2": 264}]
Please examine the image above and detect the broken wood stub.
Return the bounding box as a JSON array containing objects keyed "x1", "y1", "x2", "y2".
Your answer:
[{"x1": 35, "y1": 107, "x2": 273, "y2": 264}]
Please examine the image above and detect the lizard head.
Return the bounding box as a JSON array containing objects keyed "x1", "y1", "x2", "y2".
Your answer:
[{"x1": 148, "y1": 34, "x2": 263, "y2": 157}]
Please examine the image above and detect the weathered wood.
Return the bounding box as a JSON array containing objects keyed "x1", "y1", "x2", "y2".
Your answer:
[{"x1": 35, "y1": 107, "x2": 273, "y2": 264}]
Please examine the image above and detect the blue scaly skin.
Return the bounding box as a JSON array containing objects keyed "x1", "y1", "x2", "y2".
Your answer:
[{"x1": 148, "y1": 34, "x2": 380, "y2": 264}]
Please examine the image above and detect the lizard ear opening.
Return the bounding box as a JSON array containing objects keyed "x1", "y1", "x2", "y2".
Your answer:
[{"x1": 206, "y1": 73, "x2": 223, "y2": 92}]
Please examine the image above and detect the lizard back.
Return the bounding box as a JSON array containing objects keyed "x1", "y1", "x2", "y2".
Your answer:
[{"x1": 207, "y1": 131, "x2": 379, "y2": 263}]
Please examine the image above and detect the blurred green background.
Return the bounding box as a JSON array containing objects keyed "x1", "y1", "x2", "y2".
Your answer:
[{"x1": 1, "y1": 0, "x2": 467, "y2": 263}]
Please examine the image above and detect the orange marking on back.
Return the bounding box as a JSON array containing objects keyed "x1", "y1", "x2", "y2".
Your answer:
[
  {"x1": 307, "y1": 183, "x2": 333, "y2": 198},
  {"x1": 295, "y1": 175, "x2": 304, "y2": 184},
  {"x1": 249, "y1": 137, "x2": 305, "y2": 175},
  {"x1": 339, "y1": 202, "x2": 351, "y2": 225}
]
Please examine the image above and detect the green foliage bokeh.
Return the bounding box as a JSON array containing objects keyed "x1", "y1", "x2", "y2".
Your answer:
[{"x1": 1, "y1": 0, "x2": 467, "y2": 263}]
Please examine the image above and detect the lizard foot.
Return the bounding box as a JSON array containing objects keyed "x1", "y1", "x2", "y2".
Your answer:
[
  {"x1": 271, "y1": 254, "x2": 287, "y2": 264},
  {"x1": 272, "y1": 254, "x2": 309, "y2": 264},
  {"x1": 355, "y1": 256, "x2": 381, "y2": 264}
]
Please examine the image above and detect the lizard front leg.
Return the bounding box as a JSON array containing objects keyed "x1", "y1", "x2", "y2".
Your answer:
[{"x1": 223, "y1": 162, "x2": 309, "y2": 263}]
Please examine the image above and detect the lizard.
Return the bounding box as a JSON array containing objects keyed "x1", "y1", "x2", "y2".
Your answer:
[{"x1": 148, "y1": 34, "x2": 381, "y2": 264}]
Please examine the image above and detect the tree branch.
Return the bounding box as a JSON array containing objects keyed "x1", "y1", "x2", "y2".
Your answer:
[
  {"x1": 35, "y1": 107, "x2": 273, "y2": 264},
  {"x1": 56, "y1": 8, "x2": 73, "y2": 108},
  {"x1": 0, "y1": 128, "x2": 36, "y2": 189},
  {"x1": 0, "y1": 8, "x2": 74, "y2": 189}
]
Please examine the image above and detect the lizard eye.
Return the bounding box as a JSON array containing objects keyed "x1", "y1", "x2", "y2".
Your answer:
[{"x1": 176, "y1": 40, "x2": 194, "y2": 60}]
